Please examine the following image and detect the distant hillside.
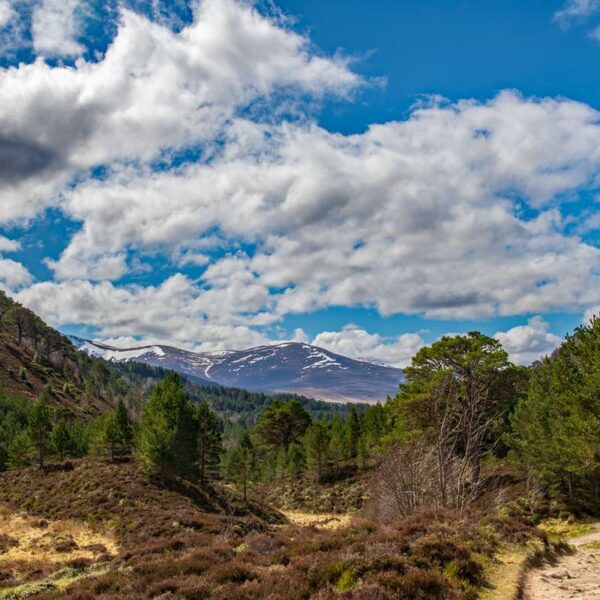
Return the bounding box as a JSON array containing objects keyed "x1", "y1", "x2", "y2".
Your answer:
[
  {"x1": 0, "y1": 291, "x2": 130, "y2": 417},
  {"x1": 72, "y1": 337, "x2": 404, "y2": 404}
]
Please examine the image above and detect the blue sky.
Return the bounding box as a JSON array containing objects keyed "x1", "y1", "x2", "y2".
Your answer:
[{"x1": 1, "y1": 0, "x2": 600, "y2": 367}]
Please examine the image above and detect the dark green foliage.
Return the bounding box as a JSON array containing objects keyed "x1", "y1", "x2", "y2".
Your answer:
[
  {"x1": 28, "y1": 392, "x2": 52, "y2": 469},
  {"x1": 7, "y1": 430, "x2": 32, "y2": 468},
  {"x1": 304, "y1": 421, "x2": 330, "y2": 481},
  {"x1": 387, "y1": 332, "x2": 525, "y2": 468},
  {"x1": 108, "y1": 360, "x2": 363, "y2": 429},
  {"x1": 286, "y1": 442, "x2": 306, "y2": 477},
  {"x1": 138, "y1": 372, "x2": 198, "y2": 477},
  {"x1": 110, "y1": 399, "x2": 134, "y2": 458},
  {"x1": 0, "y1": 391, "x2": 30, "y2": 471},
  {"x1": 510, "y1": 318, "x2": 600, "y2": 500},
  {"x1": 254, "y1": 399, "x2": 311, "y2": 449},
  {"x1": 344, "y1": 406, "x2": 362, "y2": 458},
  {"x1": 196, "y1": 401, "x2": 222, "y2": 482},
  {"x1": 51, "y1": 419, "x2": 73, "y2": 461},
  {"x1": 226, "y1": 432, "x2": 256, "y2": 501}
]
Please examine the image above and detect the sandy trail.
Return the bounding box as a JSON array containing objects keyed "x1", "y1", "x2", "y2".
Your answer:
[{"x1": 526, "y1": 523, "x2": 600, "y2": 599}]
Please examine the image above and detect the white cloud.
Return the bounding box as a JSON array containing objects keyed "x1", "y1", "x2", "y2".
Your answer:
[
  {"x1": 494, "y1": 316, "x2": 562, "y2": 364},
  {"x1": 31, "y1": 0, "x2": 85, "y2": 57},
  {"x1": 0, "y1": 235, "x2": 31, "y2": 290},
  {"x1": 3, "y1": 1, "x2": 600, "y2": 351},
  {"x1": 49, "y1": 92, "x2": 600, "y2": 320},
  {"x1": 0, "y1": 258, "x2": 32, "y2": 290},
  {"x1": 554, "y1": 0, "x2": 600, "y2": 25},
  {"x1": 0, "y1": 235, "x2": 20, "y2": 252},
  {"x1": 312, "y1": 324, "x2": 424, "y2": 368},
  {"x1": 0, "y1": 0, "x2": 15, "y2": 28},
  {"x1": 0, "y1": 0, "x2": 360, "y2": 223},
  {"x1": 16, "y1": 275, "x2": 271, "y2": 351}
]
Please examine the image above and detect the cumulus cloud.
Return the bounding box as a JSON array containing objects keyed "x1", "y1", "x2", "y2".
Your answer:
[
  {"x1": 0, "y1": 236, "x2": 32, "y2": 290},
  {"x1": 312, "y1": 325, "x2": 424, "y2": 368},
  {"x1": 0, "y1": 0, "x2": 360, "y2": 222},
  {"x1": 50, "y1": 93, "x2": 600, "y2": 320},
  {"x1": 3, "y1": 0, "x2": 600, "y2": 351},
  {"x1": 16, "y1": 275, "x2": 271, "y2": 351},
  {"x1": 31, "y1": 0, "x2": 85, "y2": 57},
  {"x1": 494, "y1": 316, "x2": 562, "y2": 364}
]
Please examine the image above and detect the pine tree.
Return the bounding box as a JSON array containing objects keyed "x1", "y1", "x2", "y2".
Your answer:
[
  {"x1": 51, "y1": 420, "x2": 73, "y2": 461},
  {"x1": 138, "y1": 373, "x2": 198, "y2": 477},
  {"x1": 329, "y1": 416, "x2": 345, "y2": 468},
  {"x1": 304, "y1": 420, "x2": 330, "y2": 481},
  {"x1": 510, "y1": 319, "x2": 600, "y2": 497},
  {"x1": 7, "y1": 430, "x2": 32, "y2": 469},
  {"x1": 227, "y1": 432, "x2": 256, "y2": 501},
  {"x1": 254, "y1": 399, "x2": 311, "y2": 449},
  {"x1": 29, "y1": 393, "x2": 52, "y2": 469},
  {"x1": 344, "y1": 407, "x2": 362, "y2": 459},
  {"x1": 114, "y1": 399, "x2": 134, "y2": 456},
  {"x1": 287, "y1": 442, "x2": 306, "y2": 477},
  {"x1": 196, "y1": 401, "x2": 222, "y2": 482}
]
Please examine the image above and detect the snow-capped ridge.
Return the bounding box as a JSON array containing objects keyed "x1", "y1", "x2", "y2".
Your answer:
[{"x1": 69, "y1": 337, "x2": 403, "y2": 404}]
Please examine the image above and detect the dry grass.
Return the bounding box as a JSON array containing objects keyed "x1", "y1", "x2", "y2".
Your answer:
[
  {"x1": 0, "y1": 504, "x2": 117, "y2": 565},
  {"x1": 282, "y1": 511, "x2": 354, "y2": 530}
]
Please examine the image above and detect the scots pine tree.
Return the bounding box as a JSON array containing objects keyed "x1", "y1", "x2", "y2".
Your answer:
[
  {"x1": 138, "y1": 373, "x2": 198, "y2": 477},
  {"x1": 29, "y1": 393, "x2": 52, "y2": 469},
  {"x1": 196, "y1": 401, "x2": 222, "y2": 482}
]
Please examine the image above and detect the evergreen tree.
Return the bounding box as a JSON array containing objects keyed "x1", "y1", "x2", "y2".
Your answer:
[
  {"x1": 287, "y1": 442, "x2": 306, "y2": 477},
  {"x1": 387, "y1": 332, "x2": 524, "y2": 480},
  {"x1": 138, "y1": 372, "x2": 198, "y2": 476},
  {"x1": 254, "y1": 399, "x2": 311, "y2": 449},
  {"x1": 29, "y1": 393, "x2": 52, "y2": 469},
  {"x1": 275, "y1": 447, "x2": 288, "y2": 480},
  {"x1": 7, "y1": 430, "x2": 32, "y2": 469},
  {"x1": 51, "y1": 419, "x2": 73, "y2": 461},
  {"x1": 329, "y1": 416, "x2": 345, "y2": 467},
  {"x1": 344, "y1": 406, "x2": 362, "y2": 459},
  {"x1": 196, "y1": 401, "x2": 222, "y2": 482},
  {"x1": 304, "y1": 420, "x2": 330, "y2": 481},
  {"x1": 510, "y1": 318, "x2": 600, "y2": 498},
  {"x1": 114, "y1": 399, "x2": 134, "y2": 456},
  {"x1": 361, "y1": 403, "x2": 388, "y2": 452},
  {"x1": 227, "y1": 432, "x2": 256, "y2": 501}
]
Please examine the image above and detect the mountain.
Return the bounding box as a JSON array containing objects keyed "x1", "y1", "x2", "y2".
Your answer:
[{"x1": 70, "y1": 337, "x2": 403, "y2": 403}]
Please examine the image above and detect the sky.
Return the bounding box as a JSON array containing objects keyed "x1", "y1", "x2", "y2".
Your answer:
[{"x1": 1, "y1": 0, "x2": 600, "y2": 367}]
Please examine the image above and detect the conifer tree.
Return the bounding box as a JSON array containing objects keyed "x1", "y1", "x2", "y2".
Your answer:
[
  {"x1": 138, "y1": 372, "x2": 198, "y2": 476},
  {"x1": 196, "y1": 401, "x2": 222, "y2": 482},
  {"x1": 227, "y1": 432, "x2": 256, "y2": 501},
  {"x1": 329, "y1": 416, "x2": 345, "y2": 468},
  {"x1": 304, "y1": 420, "x2": 330, "y2": 481},
  {"x1": 114, "y1": 399, "x2": 134, "y2": 455},
  {"x1": 254, "y1": 399, "x2": 311, "y2": 449},
  {"x1": 344, "y1": 406, "x2": 362, "y2": 459},
  {"x1": 7, "y1": 430, "x2": 32, "y2": 469},
  {"x1": 51, "y1": 420, "x2": 73, "y2": 461},
  {"x1": 287, "y1": 442, "x2": 306, "y2": 477},
  {"x1": 29, "y1": 393, "x2": 52, "y2": 469}
]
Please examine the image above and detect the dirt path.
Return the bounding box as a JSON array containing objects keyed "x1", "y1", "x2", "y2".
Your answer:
[{"x1": 526, "y1": 523, "x2": 600, "y2": 599}]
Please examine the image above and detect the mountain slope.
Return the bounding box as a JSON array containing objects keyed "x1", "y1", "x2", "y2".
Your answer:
[
  {"x1": 71, "y1": 338, "x2": 403, "y2": 403},
  {"x1": 0, "y1": 291, "x2": 132, "y2": 417}
]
